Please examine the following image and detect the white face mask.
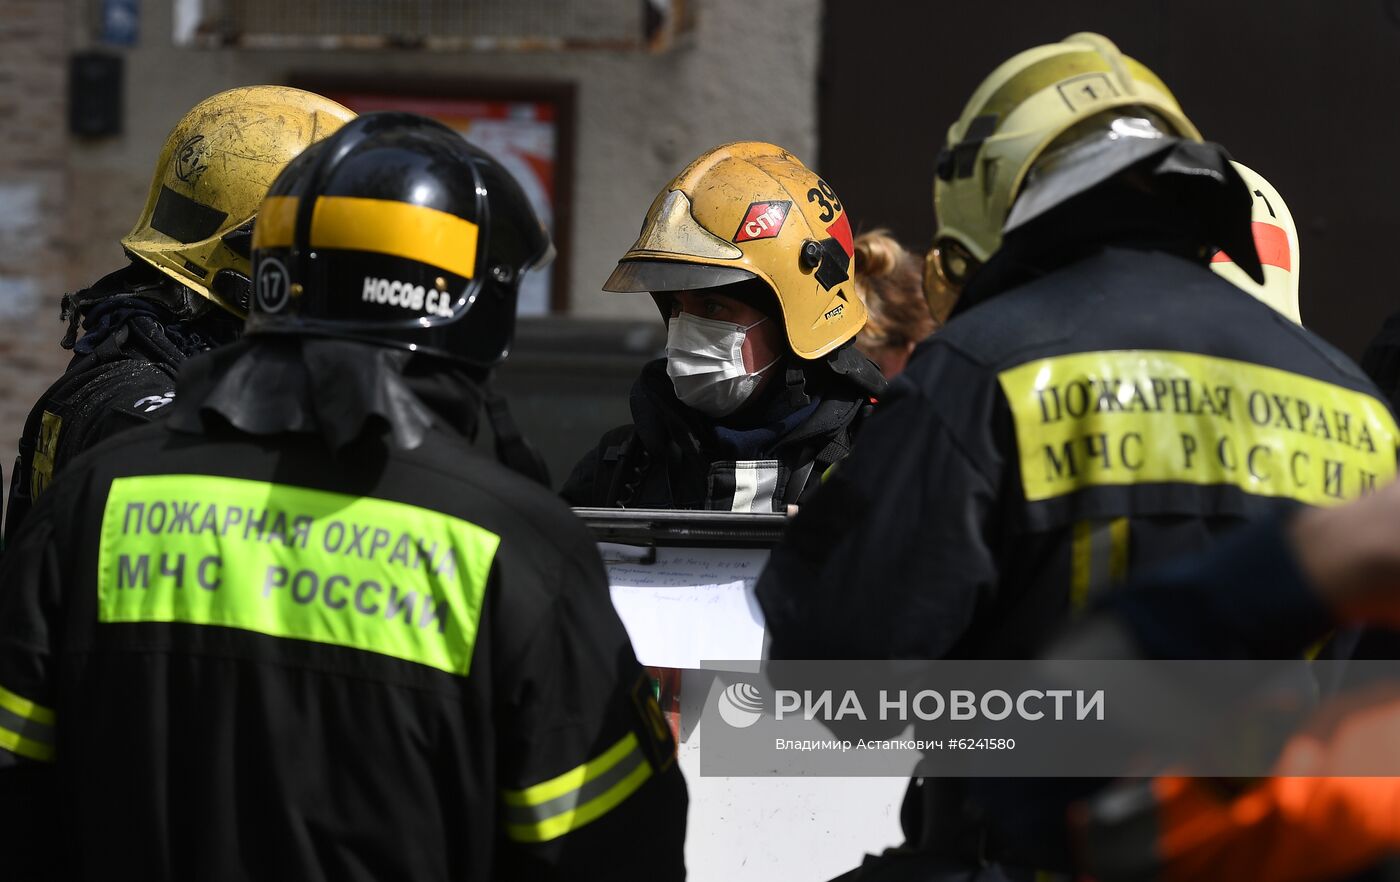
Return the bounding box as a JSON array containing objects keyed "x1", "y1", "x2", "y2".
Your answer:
[{"x1": 666, "y1": 312, "x2": 780, "y2": 417}]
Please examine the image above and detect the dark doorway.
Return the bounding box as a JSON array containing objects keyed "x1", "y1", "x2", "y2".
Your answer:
[{"x1": 818, "y1": 1, "x2": 1400, "y2": 358}]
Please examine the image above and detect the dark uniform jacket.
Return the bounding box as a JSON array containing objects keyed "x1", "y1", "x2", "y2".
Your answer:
[
  {"x1": 759, "y1": 243, "x2": 1398, "y2": 660},
  {"x1": 563, "y1": 351, "x2": 884, "y2": 511},
  {"x1": 1361, "y1": 309, "x2": 1400, "y2": 413},
  {"x1": 6, "y1": 262, "x2": 236, "y2": 545},
  {"x1": 756, "y1": 239, "x2": 1398, "y2": 870},
  {"x1": 0, "y1": 337, "x2": 687, "y2": 881}
]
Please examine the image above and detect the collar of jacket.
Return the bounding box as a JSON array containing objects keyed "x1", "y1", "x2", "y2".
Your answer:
[
  {"x1": 167, "y1": 336, "x2": 484, "y2": 453},
  {"x1": 629, "y1": 352, "x2": 881, "y2": 461},
  {"x1": 956, "y1": 232, "x2": 1205, "y2": 319},
  {"x1": 61, "y1": 261, "x2": 241, "y2": 358}
]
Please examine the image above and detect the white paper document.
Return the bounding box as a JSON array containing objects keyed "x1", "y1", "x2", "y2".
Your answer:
[{"x1": 606, "y1": 546, "x2": 769, "y2": 669}]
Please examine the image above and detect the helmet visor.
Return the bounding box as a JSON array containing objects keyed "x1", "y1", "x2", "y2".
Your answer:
[
  {"x1": 603, "y1": 259, "x2": 757, "y2": 294},
  {"x1": 1005, "y1": 110, "x2": 1183, "y2": 234}
]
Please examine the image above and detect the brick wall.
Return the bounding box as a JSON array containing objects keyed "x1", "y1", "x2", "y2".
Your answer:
[{"x1": 0, "y1": 0, "x2": 75, "y2": 479}]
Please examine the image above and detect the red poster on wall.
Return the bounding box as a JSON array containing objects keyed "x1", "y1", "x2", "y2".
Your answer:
[{"x1": 319, "y1": 83, "x2": 575, "y2": 315}]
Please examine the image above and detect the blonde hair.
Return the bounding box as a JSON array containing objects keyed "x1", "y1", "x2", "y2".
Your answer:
[{"x1": 852, "y1": 229, "x2": 936, "y2": 352}]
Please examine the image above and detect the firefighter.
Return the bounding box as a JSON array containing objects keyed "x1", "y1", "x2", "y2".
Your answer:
[
  {"x1": 0, "y1": 113, "x2": 686, "y2": 881},
  {"x1": 561, "y1": 141, "x2": 886, "y2": 512},
  {"x1": 4, "y1": 86, "x2": 354, "y2": 544},
  {"x1": 755, "y1": 32, "x2": 1399, "y2": 875}
]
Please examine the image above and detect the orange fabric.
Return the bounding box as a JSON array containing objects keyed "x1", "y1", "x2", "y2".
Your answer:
[
  {"x1": 1154, "y1": 688, "x2": 1400, "y2": 882},
  {"x1": 1210, "y1": 222, "x2": 1291, "y2": 271}
]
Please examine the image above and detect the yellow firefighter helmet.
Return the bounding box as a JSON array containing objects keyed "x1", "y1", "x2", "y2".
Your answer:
[
  {"x1": 929, "y1": 32, "x2": 1200, "y2": 300},
  {"x1": 122, "y1": 86, "x2": 355, "y2": 314},
  {"x1": 603, "y1": 141, "x2": 866, "y2": 361},
  {"x1": 1210, "y1": 161, "x2": 1301, "y2": 324}
]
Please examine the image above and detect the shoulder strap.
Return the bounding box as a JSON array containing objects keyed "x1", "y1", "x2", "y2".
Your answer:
[
  {"x1": 783, "y1": 434, "x2": 848, "y2": 506},
  {"x1": 52, "y1": 359, "x2": 174, "y2": 460},
  {"x1": 782, "y1": 400, "x2": 874, "y2": 505},
  {"x1": 482, "y1": 389, "x2": 551, "y2": 487},
  {"x1": 6, "y1": 344, "x2": 140, "y2": 542},
  {"x1": 6, "y1": 391, "x2": 55, "y2": 543},
  {"x1": 604, "y1": 429, "x2": 656, "y2": 509}
]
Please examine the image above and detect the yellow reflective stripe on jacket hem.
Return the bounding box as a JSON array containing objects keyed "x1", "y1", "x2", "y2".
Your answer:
[
  {"x1": 502, "y1": 731, "x2": 653, "y2": 842},
  {"x1": 1069, "y1": 518, "x2": 1130, "y2": 613},
  {"x1": 1069, "y1": 522, "x2": 1092, "y2": 611},
  {"x1": 0, "y1": 684, "x2": 56, "y2": 762},
  {"x1": 1108, "y1": 517, "x2": 1129, "y2": 585}
]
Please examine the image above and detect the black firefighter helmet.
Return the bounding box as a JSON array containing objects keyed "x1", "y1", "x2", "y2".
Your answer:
[{"x1": 247, "y1": 111, "x2": 552, "y2": 366}]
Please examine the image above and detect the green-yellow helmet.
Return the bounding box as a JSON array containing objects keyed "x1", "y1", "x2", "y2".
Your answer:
[
  {"x1": 122, "y1": 86, "x2": 355, "y2": 315},
  {"x1": 930, "y1": 33, "x2": 1200, "y2": 290}
]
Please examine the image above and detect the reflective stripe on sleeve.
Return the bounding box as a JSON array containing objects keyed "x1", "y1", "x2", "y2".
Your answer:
[
  {"x1": 0, "y1": 684, "x2": 55, "y2": 762},
  {"x1": 502, "y1": 731, "x2": 653, "y2": 843}
]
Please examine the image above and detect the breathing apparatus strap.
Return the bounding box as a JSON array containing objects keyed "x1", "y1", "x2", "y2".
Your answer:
[{"x1": 483, "y1": 386, "x2": 551, "y2": 487}]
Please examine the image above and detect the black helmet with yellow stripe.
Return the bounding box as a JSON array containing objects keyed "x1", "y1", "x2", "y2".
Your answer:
[{"x1": 248, "y1": 112, "x2": 552, "y2": 367}]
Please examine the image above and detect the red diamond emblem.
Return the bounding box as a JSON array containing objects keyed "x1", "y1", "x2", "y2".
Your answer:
[{"x1": 733, "y1": 201, "x2": 792, "y2": 243}]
